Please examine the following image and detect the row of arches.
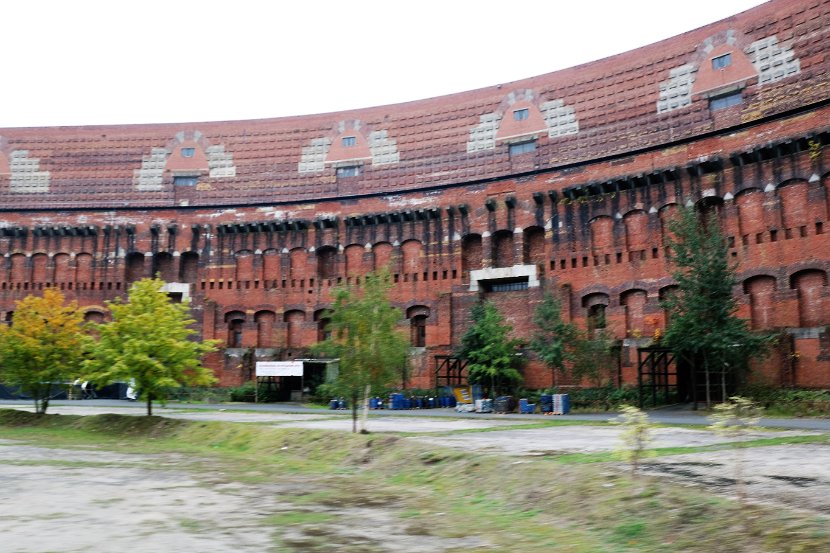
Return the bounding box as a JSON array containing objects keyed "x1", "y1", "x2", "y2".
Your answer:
[
  {"x1": 579, "y1": 267, "x2": 829, "y2": 336},
  {"x1": 221, "y1": 304, "x2": 432, "y2": 349}
]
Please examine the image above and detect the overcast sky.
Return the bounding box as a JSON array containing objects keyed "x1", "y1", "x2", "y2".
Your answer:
[{"x1": 0, "y1": 0, "x2": 766, "y2": 128}]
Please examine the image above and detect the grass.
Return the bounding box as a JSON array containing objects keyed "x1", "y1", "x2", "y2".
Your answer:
[{"x1": 1, "y1": 409, "x2": 829, "y2": 552}]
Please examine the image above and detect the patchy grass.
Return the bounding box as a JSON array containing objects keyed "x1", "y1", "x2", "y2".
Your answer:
[{"x1": 1, "y1": 409, "x2": 829, "y2": 552}]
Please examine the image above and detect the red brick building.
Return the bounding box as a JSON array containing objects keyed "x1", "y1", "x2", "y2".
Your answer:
[{"x1": 1, "y1": 0, "x2": 829, "y2": 389}]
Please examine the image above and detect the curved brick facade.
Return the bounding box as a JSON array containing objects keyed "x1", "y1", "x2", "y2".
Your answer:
[{"x1": 2, "y1": 0, "x2": 830, "y2": 389}]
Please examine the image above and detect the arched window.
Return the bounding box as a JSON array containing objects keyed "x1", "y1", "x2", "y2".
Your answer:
[
  {"x1": 582, "y1": 293, "x2": 610, "y2": 333},
  {"x1": 225, "y1": 311, "x2": 246, "y2": 348},
  {"x1": 314, "y1": 309, "x2": 331, "y2": 343},
  {"x1": 407, "y1": 305, "x2": 430, "y2": 347}
]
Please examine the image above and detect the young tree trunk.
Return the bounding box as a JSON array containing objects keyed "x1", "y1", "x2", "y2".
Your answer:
[
  {"x1": 146, "y1": 393, "x2": 153, "y2": 416},
  {"x1": 359, "y1": 383, "x2": 371, "y2": 434},
  {"x1": 703, "y1": 357, "x2": 711, "y2": 409},
  {"x1": 351, "y1": 393, "x2": 358, "y2": 433}
]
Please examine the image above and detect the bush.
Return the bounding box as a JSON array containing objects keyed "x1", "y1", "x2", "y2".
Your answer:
[
  {"x1": 739, "y1": 385, "x2": 830, "y2": 417},
  {"x1": 542, "y1": 385, "x2": 663, "y2": 411}
]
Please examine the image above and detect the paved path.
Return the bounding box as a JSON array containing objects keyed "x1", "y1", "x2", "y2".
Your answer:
[{"x1": 2, "y1": 398, "x2": 829, "y2": 431}]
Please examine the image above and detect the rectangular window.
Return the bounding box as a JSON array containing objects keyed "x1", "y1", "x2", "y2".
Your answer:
[
  {"x1": 509, "y1": 140, "x2": 536, "y2": 157},
  {"x1": 181, "y1": 147, "x2": 196, "y2": 158},
  {"x1": 336, "y1": 165, "x2": 360, "y2": 178},
  {"x1": 513, "y1": 108, "x2": 529, "y2": 121},
  {"x1": 484, "y1": 278, "x2": 529, "y2": 292},
  {"x1": 342, "y1": 136, "x2": 356, "y2": 147},
  {"x1": 709, "y1": 92, "x2": 742, "y2": 111},
  {"x1": 173, "y1": 176, "x2": 198, "y2": 186},
  {"x1": 711, "y1": 53, "x2": 732, "y2": 70}
]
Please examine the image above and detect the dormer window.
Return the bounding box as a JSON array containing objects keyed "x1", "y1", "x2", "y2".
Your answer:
[
  {"x1": 336, "y1": 165, "x2": 360, "y2": 178},
  {"x1": 711, "y1": 53, "x2": 732, "y2": 70},
  {"x1": 709, "y1": 91, "x2": 742, "y2": 111},
  {"x1": 513, "y1": 108, "x2": 529, "y2": 121},
  {"x1": 342, "y1": 136, "x2": 356, "y2": 147},
  {"x1": 509, "y1": 140, "x2": 536, "y2": 157},
  {"x1": 174, "y1": 176, "x2": 198, "y2": 186},
  {"x1": 181, "y1": 147, "x2": 195, "y2": 158}
]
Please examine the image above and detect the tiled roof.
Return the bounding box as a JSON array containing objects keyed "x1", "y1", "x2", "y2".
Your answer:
[{"x1": 1, "y1": 0, "x2": 828, "y2": 210}]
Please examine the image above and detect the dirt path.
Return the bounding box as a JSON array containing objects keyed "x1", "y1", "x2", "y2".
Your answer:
[{"x1": 2, "y1": 404, "x2": 829, "y2": 551}]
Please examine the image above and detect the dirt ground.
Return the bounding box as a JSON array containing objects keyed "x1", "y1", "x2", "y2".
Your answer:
[{"x1": 2, "y1": 405, "x2": 829, "y2": 551}]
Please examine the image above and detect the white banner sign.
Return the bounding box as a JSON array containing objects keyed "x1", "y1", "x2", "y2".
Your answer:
[{"x1": 256, "y1": 361, "x2": 304, "y2": 377}]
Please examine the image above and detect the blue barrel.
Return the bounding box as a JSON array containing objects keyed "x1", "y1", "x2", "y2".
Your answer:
[
  {"x1": 338, "y1": 399, "x2": 347, "y2": 410},
  {"x1": 540, "y1": 394, "x2": 553, "y2": 413},
  {"x1": 390, "y1": 393, "x2": 404, "y2": 410},
  {"x1": 369, "y1": 397, "x2": 378, "y2": 409},
  {"x1": 329, "y1": 399, "x2": 339, "y2": 410},
  {"x1": 447, "y1": 396, "x2": 457, "y2": 408},
  {"x1": 428, "y1": 397, "x2": 436, "y2": 409}
]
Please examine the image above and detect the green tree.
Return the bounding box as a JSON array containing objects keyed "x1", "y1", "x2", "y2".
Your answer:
[
  {"x1": 313, "y1": 270, "x2": 409, "y2": 433},
  {"x1": 614, "y1": 404, "x2": 654, "y2": 477},
  {"x1": 0, "y1": 289, "x2": 91, "y2": 414},
  {"x1": 530, "y1": 292, "x2": 579, "y2": 387},
  {"x1": 663, "y1": 206, "x2": 771, "y2": 407},
  {"x1": 84, "y1": 278, "x2": 218, "y2": 416},
  {"x1": 458, "y1": 301, "x2": 523, "y2": 397},
  {"x1": 708, "y1": 396, "x2": 762, "y2": 507},
  {"x1": 570, "y1": 329, "x2": 617, "y2": 388}
]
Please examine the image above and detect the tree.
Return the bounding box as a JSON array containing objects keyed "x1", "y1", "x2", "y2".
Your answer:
[
  {"x1": 663, "y1": 206, "x2": 771, "y2": 407},
  {"x1": 529, "y1": 292, "x2": 579, "y2": 387},
  {"x1": 614, "y1": 405, "x2": 654, "y2": 477},
  {"x1": 708, "y1": 396, "x2": 762, "y2": 507},
  {"x1": 0, "y1": 289, "x2": 91, "y2": 414},
  {"x1": 570, "y1": 329, "x2": 617, "y2": 388},
  {"x1": 84, "y1": 278, "x2": 218, "y2": 416},
  {"x1": 313, "y1": 270, "x2": 409, "y2": 433},
  {"x1": 458, "y1": 301, "x2": 523, "y2": 397}
]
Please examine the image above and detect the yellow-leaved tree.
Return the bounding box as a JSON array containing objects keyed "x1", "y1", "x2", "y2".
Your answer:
[
  {"x1": 84, "y1": 278, "x2": 219, "y2": 416},
  {"x1": 0, "y1": 289, "x2": 91, "y2": 414}
]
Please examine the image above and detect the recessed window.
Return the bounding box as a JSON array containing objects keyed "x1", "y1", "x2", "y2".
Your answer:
[
  {"x1": 342, "y1": 136, "x2": 356, "y2": 147},
  {"x1": 336, "y1": 165, "x2": 360, "y2": 178},
  {"x1": 485, "y1": 278, "x2": 529, "y2": 292},
  {"x1": 509, "y1": 140, "x2": 536, "y2": 157},
  {"x1": 711, "y1": 53, "x2": 732, "y2": 70},
  {"x1": 513, "y1": 108, "x2": 529, "y2": 121},
  {"x1": 173, "y1": 176, "x2": 198, "y2": 186},
  {"x1": 709, "y1": 92, "x2": 742, "y2": 111},
  {"x1": 181, "y1": 147, "x2": 195, "y2": 158}
]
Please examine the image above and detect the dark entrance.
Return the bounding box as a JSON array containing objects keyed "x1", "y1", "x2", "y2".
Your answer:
[{"x1": 434, "y1": 355, "x2": 468, "y2": 388}]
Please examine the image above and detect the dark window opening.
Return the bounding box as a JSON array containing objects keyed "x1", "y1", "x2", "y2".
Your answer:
[
  {"x1": 709, "y1": 92, "x2": 742, "y2": 111},
  {"x1": 483, "y1": 277, "x2": 529, "y2": 292},
  {"x1": 509, "y1": 140, "x2": 536, "y2": 157},
  {"x1": 587, "y1": 304, "x2": 607, "y2": 332},
  {"x1": 411, "y1": 315, "x2": 427, "y2": 347},
  {"x1": 711, "y1": 53, "x2": 732, "y2": 70}
]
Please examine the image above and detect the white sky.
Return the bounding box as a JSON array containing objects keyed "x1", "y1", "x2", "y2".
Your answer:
[{"x1": 0, "y1": 0, "x2": 766, "y2": 128}]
